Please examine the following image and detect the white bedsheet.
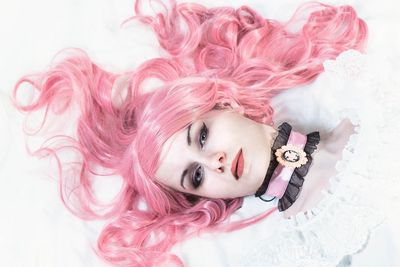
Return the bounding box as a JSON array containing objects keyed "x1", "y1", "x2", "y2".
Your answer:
[{"x1": 0, "y1": 0, "x2": 399, "y2": 266}]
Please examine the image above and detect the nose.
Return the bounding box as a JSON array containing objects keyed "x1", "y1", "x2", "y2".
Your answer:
[{"x1": 204, "y1": 151, "x2": 226, "y2": 173}]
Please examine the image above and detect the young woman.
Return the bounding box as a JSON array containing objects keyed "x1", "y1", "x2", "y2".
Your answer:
[{"x1": 12, "y1": 0, "x2": 389, "y2": 266}]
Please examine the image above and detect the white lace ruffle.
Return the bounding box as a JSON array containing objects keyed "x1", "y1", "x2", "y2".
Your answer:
[{"x1": 239, "y1": 50, "x2": 400, "y2": 267}]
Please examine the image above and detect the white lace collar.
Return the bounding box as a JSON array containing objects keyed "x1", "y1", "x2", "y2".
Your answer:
[{"x1": 237, "y1": 50, "x2": 397, "y2": 267}]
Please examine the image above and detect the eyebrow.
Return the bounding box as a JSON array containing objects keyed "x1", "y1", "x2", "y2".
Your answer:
[
  {"x1": 181, "y1": 124, "x2": 192, "y2": 189},
  {"x1": 186, "y1": 123, "x2": 192, "y2": 146},
  {"x1": 181, "y1": 124, "x2": 193, "y2": 189}
]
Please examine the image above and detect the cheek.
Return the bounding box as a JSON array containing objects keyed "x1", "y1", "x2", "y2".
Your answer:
[
  {"x1": 196, "y1": 172, "x2": 230, "y2": 198},
  {"x1": 200, "y1": 172, "x2": 251, "y2": 198},
  {"x1": 209, "y1": 121, "x2": 242, "y2": 146}
]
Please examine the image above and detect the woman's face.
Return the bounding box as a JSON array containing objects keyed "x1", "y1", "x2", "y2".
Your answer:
[{"x1": 155, "y1": 110, "x2": 276, "y2": 199}]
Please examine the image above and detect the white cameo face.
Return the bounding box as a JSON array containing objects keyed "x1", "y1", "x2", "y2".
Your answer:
[
  {"x1": 155, "y1": 110, "x2": 277, "y2": 199},
  {"x1": 283, "y1": 150, "x2": 300, "y2": 162}
]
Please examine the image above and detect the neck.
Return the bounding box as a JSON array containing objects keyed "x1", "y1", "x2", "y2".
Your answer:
[
  {"x1": 262, "y1": 123, "x2": 279, "y2": 149},
  {"x1": 255, "y1": 122, "x2": 320, "y2": 212}
]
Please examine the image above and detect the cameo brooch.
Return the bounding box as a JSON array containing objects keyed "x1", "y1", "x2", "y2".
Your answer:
[{"x1": 275, "y1": 144, "x2": 308, "y2": 169}]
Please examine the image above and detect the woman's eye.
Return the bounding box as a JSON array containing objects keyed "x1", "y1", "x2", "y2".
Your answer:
[
  {"x1": 192, "y1": 165, "x2": 204, "y2": 189},
  {"x1": 199, "y1": 123, "x2": 208, "y2": 148}
]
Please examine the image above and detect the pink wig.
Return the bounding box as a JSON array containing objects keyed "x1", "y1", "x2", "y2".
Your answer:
[{"x1": 13, "y1": 1, "x2": 367, "y2": 266}]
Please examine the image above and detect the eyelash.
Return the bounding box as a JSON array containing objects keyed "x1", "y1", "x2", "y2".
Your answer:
[
  {"x1": 198, "y1": 122, "x2": 208, "y2": 149},
  {"x1": 192, "y1": 123, "x2": 208, "y2": 189},
  {"x1": 192, "y1": 165, "x2": 203, "y2": 189}
]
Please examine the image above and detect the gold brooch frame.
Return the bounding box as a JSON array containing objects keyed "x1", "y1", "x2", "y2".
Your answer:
[{"x1": 275, "y1": 144, "x2": 308, "y2": 168}]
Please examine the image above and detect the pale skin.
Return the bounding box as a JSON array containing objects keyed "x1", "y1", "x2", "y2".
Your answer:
[{"x1": 155, "y1": 109, "x2": 354, "y2": 218}]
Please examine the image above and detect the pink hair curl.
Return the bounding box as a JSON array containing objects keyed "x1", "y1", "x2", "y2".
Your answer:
[{"x1": 12, "y1": 1, "x2": 367, "y2": 266}]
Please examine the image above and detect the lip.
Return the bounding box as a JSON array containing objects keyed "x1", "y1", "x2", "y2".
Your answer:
[{"x1": 231, "y1": 148, "x2": 244, "y2": 180}]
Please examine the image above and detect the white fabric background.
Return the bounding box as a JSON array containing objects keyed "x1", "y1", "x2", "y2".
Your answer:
[{"x1": 0, "y1": 0, "x2": 399, "y2": 266}]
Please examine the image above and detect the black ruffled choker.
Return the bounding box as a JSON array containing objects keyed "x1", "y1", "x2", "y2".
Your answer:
[{"x1": 255, "y1": 122, "x2": 320, "y2": 212}]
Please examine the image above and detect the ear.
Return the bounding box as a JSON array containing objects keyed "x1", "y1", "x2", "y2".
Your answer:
[
  {"x1": 230, "y1": 103, "x2": 245, "y2": 116},
  {"x1": 214, "y1": 100, "x2": 245, "y2": 115}
]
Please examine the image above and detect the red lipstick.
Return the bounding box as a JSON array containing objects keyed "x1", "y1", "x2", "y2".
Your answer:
[{"x1": 231, "y1": 148, "x2": 244, "y2": 180}]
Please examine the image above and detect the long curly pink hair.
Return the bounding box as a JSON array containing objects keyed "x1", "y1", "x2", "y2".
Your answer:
[{"x1": 12, "y1": 1, "x2": 367, "y2": 266}]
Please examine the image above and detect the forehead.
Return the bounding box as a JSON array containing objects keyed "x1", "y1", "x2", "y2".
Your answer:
[
  {"x1": 155, "y1": 117, "x2": 191, "y2": 190},
  {"x1": 158, "y1": 129, "x2": 185, "y2": 171}
]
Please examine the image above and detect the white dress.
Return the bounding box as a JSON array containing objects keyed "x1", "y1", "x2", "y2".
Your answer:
[{"x1": 175, "y1": 50, "x2": 400, "y2": 267}]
